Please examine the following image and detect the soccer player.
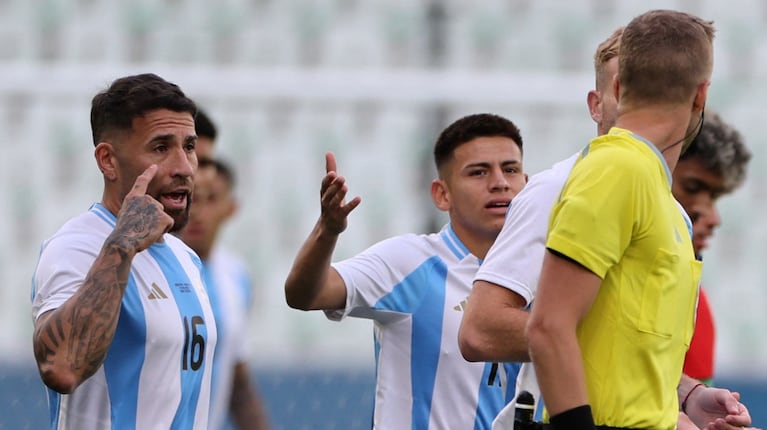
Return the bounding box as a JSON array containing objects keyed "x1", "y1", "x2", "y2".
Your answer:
[
  {"x1": 180, "y1": 157, "x2": 271, "y2": 430},
  {"x1": 527, "y1": 10, "x2": 717, "y2": 428},
  {"x1": 193, "y1": 108, "x2": 218, "y2": 161},
  {"x1": 458, "y1": 24, "x2": 753, "y2": 430},
  {"x1": 674, "y1": 110, "x2": 751, "y2": 386},
  {"x1": 284, "y1": 113, "x2": 527, "y2": 429},
  {"x1": 31, "y1": 73, "x2": 216, "y2": 429}
]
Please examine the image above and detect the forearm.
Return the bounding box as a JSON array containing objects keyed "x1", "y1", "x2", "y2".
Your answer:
[
  {"x1": 230, "y1": 362, "x2": 270, "y2": 430},
  {"x1": 33, "y1": 239, "x2": 135, "y2": 393},
  {"x1": 528, "y1": 326, "x2": 589, "y2": 416},
  {"x1": 284, "y1": 221, "x2": 340, "y2": 310},
  {"x1": 678, "y1": 373, "x2": 705, "y2": 410},
  {"x1": 459, "y1": 282, "x2": 530, "y2": 362}
]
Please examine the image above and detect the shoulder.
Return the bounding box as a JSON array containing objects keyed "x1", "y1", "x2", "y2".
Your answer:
[
  {"x1": 338, "y1": 232, "x2": 445, "y2": 272},
  {"x1": 365, "y1": 233, "x2": 433, "y2": 254},
  {"x1": 513, "y1": 153, "x2": 578, "y2": 207},
  {"x1": 40, "y1": 211, "x2": 108, "y2": 256},
  {"x1": 209, "y1": 247, "x2": 250, "y2": 277}
]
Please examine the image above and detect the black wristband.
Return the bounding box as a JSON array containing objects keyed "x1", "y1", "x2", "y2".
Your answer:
[{"x1": 550, "y1": 405, "x2": 596, "y2": 430}]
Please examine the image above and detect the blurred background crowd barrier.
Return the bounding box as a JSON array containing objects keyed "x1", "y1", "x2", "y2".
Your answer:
[{"x1": 1, "y1": 0, "x2": 765, "y2": 427}]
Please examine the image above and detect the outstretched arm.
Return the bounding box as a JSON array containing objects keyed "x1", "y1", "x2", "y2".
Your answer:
[
  {"x1": 679, "y1": 374, "x2": 753, "y2": 430},
  {"x1": 284, "y1": 152, "x2": 361, "y2": 311},
  {"x1": 33, "y1": 165, "x2": 173, "y2": 393}
]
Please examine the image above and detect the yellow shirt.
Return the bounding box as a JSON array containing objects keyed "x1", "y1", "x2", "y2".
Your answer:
[{"x1": 546, "y1": 128, "x2": 702, "y2": 429}]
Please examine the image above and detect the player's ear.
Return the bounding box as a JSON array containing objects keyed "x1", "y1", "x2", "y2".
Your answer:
[
  {"x1": 431, "y1": 178, "x2": 450, "y2": 212},
  {"x1": 95, "y1": 142, "x2": 118, "y2": 181},
  {"x1": 587, "y1": 90, "x2": 601, "y2": 123}
]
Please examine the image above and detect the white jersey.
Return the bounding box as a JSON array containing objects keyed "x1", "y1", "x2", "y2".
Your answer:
[
  {"x1": 202, "y1": 248, "x2": 253, "y2": 430},
  {"x1": 475, "y1": 152, "x2": 579, "y2": 305},
  {"x1": 31, "y1": 203, "x2": 217, "y2": 430},
  {"x1": 328, "y1": 224, "x2": 520, "y2": 430}
]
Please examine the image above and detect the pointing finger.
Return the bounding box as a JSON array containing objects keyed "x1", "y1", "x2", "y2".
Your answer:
[
  {"x1": 128, "y1": 164, "x2": 158, "y2": 197},
  {"x1": 325, "y1": 152, "x2": 337, "y2": 175}
]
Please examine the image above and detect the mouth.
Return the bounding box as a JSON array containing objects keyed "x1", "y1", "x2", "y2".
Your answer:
[
  {"x1": 485, "y1": 200, "x2": 511, "y2": 214},
  {"x1": 159, "y1": 190, "x2": 190, "y2": 211},
  {"x1": 693, "y1": 235, "x2": 709, "y2": 251}
]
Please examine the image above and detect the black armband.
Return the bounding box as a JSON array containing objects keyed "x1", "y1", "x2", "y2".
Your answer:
[{"x1": 550, "y1": 405, "x2": 595, "y2": 430}]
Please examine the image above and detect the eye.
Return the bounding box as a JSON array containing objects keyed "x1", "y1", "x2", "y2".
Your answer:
[
  {"x1": 154, "y1": 144, "x2": 168, "y2": 153},
  {"x1": 504, "y1": 166, "x2": 519, "y2": 174},
  {"x1": 469, "y1": 169, "x2": 487, "y2": 177},
  {"x1": 185, "y1": 141, "x2": 196, "y2": 152}
]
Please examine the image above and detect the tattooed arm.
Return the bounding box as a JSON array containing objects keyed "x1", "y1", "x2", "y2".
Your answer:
[{"x1": 33, "y1": 165, "x2": 173, "y2": 394}]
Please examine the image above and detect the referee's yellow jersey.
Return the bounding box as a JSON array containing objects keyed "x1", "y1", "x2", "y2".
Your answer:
[{"x1": 546, "y1": 128, "x2": 702, "y2": 429}]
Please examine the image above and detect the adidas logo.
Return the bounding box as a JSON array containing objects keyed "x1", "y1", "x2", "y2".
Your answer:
[
  {"x1": 148, "y1": 283, "x2": 169, "y2": 300},
  {"x1": 454, "y1": 299, "x2": 468, "y2": 312}
]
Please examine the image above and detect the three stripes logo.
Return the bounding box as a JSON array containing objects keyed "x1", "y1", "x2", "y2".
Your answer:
[
  {"x1": 147, "y1": 283, "x2": 169, "y2": 300},
  {"x1": 454, "y1": 299, "x2": 468, "y2": 312}
]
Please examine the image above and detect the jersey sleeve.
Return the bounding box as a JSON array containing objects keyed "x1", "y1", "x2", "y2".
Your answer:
[
  {"x1": 546, "y1": 147, "x2": 642, "y2": 279},
  {"x1": 475, "y1": 156, "x2": 575, "y2": 305},
  {"x1": 31, "y1": 232, "x2": 101, "y2": 321},
  {"x1": 326, "y1": 234, "x2": 431, "y2": 322}
]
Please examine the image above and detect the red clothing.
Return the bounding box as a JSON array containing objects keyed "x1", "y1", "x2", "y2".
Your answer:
[{"x1": 683, "y1": 287, "x2": 716, "y2": 383}]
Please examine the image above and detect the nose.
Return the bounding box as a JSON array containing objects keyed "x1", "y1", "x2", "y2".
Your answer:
[
  {"x1": 170, "y1": 146, "x2": 195, "y2": 179},
  {"x1": 700, "y1": 204, "x2": 721, "y2": 229},
  {"x1": 489, "y1": 168, "x2": 510, "y2": 192}
]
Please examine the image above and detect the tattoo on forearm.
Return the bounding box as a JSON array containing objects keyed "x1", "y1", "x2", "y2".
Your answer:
[{"x1": 35, "y1": 242, "x2": 134, "y2": 382}]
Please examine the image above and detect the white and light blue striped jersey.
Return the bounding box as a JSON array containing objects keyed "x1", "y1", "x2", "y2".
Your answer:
[
  {"x1": 328, "y1": 224, "x2": 520, "y2": 430},
  {"x1": 31, "y1": 203, "x2": 217, "y2": 430},
  {"x1": 202, "y1": 248, "x2": 253, "y2": 430}
]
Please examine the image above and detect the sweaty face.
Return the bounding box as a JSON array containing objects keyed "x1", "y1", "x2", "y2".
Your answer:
[
  {"x1": 179, "y1": 166, "x2": 234, "y2": 260},
  {"x1": 438, "y1": 136, "x2": 526, "y2": 242},
  {"x1": 672, "y1": 156, "x2": 725, "y2": 255},
  {"x1": 112, "y1": 109, "x2": 197, "y2": 232}
]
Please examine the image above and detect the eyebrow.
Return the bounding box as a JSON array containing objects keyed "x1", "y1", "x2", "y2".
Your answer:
[
  {"x1": 148, "y1": 133, "x2": 198, "y2": 144},
  {"x1": 464, "y1": 159, "x2": 522, "y2": 169}
]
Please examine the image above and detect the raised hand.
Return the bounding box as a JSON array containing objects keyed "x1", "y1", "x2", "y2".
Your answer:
[
  {"x1": 112, "y1": 165, "x2": 174, "y2": 253},
  {"x1": 320, "y1": 152, "x2": 361, "y2": 235}
]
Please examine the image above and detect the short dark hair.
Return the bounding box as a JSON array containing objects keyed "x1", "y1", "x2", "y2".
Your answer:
[
  {"x1": 198, "y1": 157, "x2": 236, "y2": 189},
  {"x1": 90, "y1": 73, "x2": 197, "y2": 146},
  {"x1": 681, "y1": 110, "x2": 751, "y2": 193},
  {"x1": 195, "y1": 108, "x2": 217, "y2": 141},
  {"x1": 434, "y1": 113, "x2": 523, "y2": 172}
]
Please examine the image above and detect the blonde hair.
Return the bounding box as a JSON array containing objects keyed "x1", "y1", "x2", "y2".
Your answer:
[{"x1": 593, "y1": 27, "x2": 624, "y2": 91}]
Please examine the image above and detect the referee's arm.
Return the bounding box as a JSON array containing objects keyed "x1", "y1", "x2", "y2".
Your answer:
[{"x1": 527, "y1": 249, "x2": 601, "y2": 420}]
